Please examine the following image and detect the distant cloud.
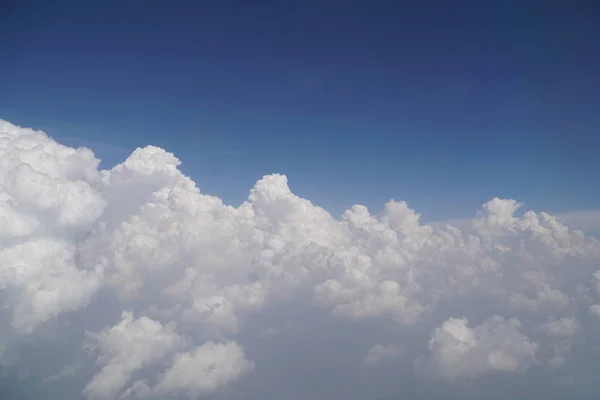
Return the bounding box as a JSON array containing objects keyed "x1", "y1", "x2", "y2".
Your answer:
[
  {"x1": 535, "y1": 317, "x2": 581, "y2": 339},
  {"x1": 433, "y1": 208, "x2": 600, "y2": 238},
  {"x1": 364, "y1": 344, "x2": 403, "y2": 366},
  {"x1": 56, "y1": 135, "x2": 131, "y2": 157},
  {"x1": 555, "y1": 210, "x2": 600, "y2": 236},
  {"x1": 42, "y1": 364, "x2": 83, "y2": 385},
  {"x1": 1, "y1": 119, "x2": 600, "y2": 399},
  {"x1": 419, "y1": 317, "x2": 538, "y2": 381}
]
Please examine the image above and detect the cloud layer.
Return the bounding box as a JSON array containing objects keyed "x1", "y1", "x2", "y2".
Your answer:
[{"x1": 1, "y1": 119, "x2": 600, "y2": 399}]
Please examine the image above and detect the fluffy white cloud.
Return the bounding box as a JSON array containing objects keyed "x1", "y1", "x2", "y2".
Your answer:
[
  {"x1": 1, "y1": 119, "x2": 600, "y2": 399},
  {"x1": 82, "y1": 312, "x2": 185, "y2": 400},
  {"x1": 153, "y1": 341, "x2": 254, "y2": 398},
  {"x1": 116, "y1": 341, "x2": 252, "y2": 400},
  {"x1": 422, "y1": 316, "x2": 538, "y2": 381}
]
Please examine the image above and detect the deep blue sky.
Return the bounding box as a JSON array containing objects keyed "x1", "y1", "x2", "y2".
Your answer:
[{"x1": 1, "y1": 0, "x2": 599, "y2": 220}]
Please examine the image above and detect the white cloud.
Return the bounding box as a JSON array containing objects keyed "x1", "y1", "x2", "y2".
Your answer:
[
  {"x1": 1, "y1": 119, "x2": 600, "y2": 399},
  {"x1": 116, "y1": 341, "x2": 253, "y2": 400},
  {"x1": 421, "y1": 316, "x2": 538, "y2": 381},
  {"x1": 434, "y1": 208, "x2": 600, "y2": 238},
  {"x1": 153, "y1": 341, "x2": 254, "y2": 398},
  {"x1": 82, "y1": 312, "x2": 185, "y2": 400}
]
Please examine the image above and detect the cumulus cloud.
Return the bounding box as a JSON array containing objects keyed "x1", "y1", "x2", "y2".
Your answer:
[
  {"x1": 420, "y1": 316, "x2": 538, "y2": 381},
  {"x1": 1, "y1": 119, "x2": 600, "y2": 399},
  {"x1": 153, "y1": 341, "x2": 254, "y2": 398},
  {"x1": 82, "y1": 312, "x2": 185, "y2": 400}
]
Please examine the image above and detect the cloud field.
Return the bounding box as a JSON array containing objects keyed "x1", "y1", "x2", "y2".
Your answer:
[{"x1": 1, "y1": 119, "x2": 599, "y2": 399}]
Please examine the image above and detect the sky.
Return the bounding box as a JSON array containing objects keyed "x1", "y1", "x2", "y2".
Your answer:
[
  {"x1": 2, "y1": 1, "x2": 600, "y2": 400},
  {"x1": 2, "y1": 0, "x2": 599, "y2": 220}
]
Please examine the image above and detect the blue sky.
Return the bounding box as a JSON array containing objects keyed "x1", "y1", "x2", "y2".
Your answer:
[{"x1": 1, "y1": 0, "x2": 599, "y2": 221}]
